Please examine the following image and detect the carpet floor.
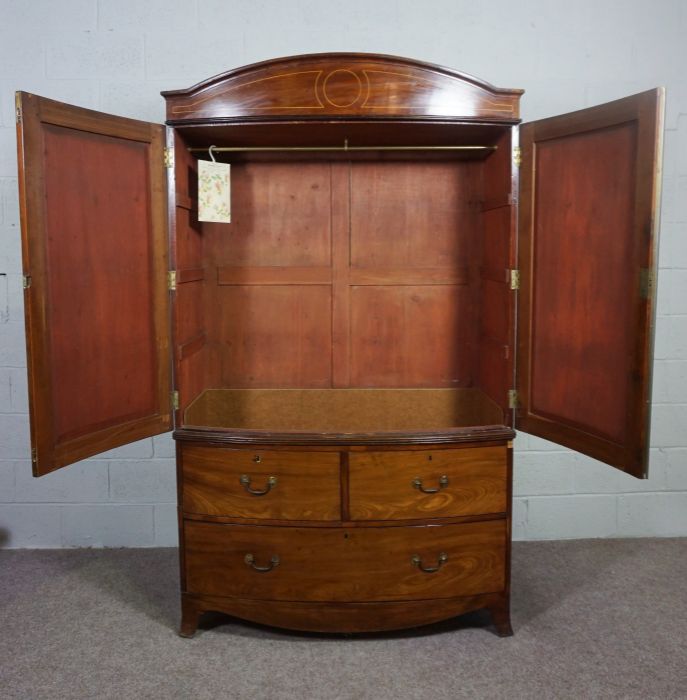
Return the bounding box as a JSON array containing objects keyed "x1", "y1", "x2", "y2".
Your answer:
[{"x1": 1, "y1": 539, "x2": 686, "y2": 700}]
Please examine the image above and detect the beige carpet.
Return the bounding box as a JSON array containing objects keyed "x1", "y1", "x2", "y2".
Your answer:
[{"x1": 1, "y1": 540, "x2": 686, "y2": 699}]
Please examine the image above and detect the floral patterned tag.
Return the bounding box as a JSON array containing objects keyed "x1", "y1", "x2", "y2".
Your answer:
[{"x1": 198, "y1": 159, "x2": 231, "y2": 223}]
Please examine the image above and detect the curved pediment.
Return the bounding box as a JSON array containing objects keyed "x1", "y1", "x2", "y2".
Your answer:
[{"x1": 162, "y1": 53, "x2": 522, "y2": 123}]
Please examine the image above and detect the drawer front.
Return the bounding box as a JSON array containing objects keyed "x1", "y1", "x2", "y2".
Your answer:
[
  {"x1": 348, "y1": 446, "x2": 507, "y2": 520},
  {"x1": 184, "y1": 519, "x2": 506, "y2": 602},
  {"x1": 181, "y1": 446, "x2": 341, "y2": 520}
]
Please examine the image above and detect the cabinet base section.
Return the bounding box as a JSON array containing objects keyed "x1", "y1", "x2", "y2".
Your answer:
[{"x1": 179, "y1": 592, "x2": 512, "y2": 637}]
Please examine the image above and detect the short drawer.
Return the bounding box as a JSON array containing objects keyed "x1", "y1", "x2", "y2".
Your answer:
[
  {"x1": 181, "y1": 446, "x2": 341, "y2": 520},
  {"x1": 348, "y1": 446, "x2": 507, "y2": 520},
  {"x1": 184, "y1": 519, "x2": 506, "y2": 602}
]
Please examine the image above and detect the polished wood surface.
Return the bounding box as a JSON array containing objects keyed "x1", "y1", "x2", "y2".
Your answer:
[
  {"x1": 21, "y1": 53, "x2": 666, "y2": 639},
  {"x1": 184, "y1": 519, "x2": 506, "y2": 602},
  {"x1": 181, "y1": 446, "x2": 341, "y2": 520},
  {"x1": 16, "y1": 93, "x2": 171, "y2": 475},
  {"x1": 163, "y1": 53, "x2": 522, "y2": 123},
  {"x1": 517, "y1": 89, "x2": 664, "y2": 477},
  {"x1": 348, "y1": 446, "x2": 507, "y2": 520},
  {"x1": 180, "y1": 591, "x2": 510, "y2": 635}
]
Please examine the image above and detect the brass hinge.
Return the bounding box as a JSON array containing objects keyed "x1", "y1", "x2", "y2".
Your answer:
[
  {"x1": 22, "y1": 275, "x2": 31, "y2": 289},
  {"x1": 513, "y1": 146, "x2": 522, "y2": 168},
  {"x1": 509, "y1": 269, "x2": 520, "y2": 290},
  {"x1": 15, "y1": 94, "x2": 22, "y2": 124},
  {"x1": 640, "y1": 268, "x2": 655, "y2": 300},
  {"x1": 167, "y1": 270, "x2": 177, "y2": 291},
  {"x1": 31, "y1": 447, "x2": 37, "y2": 464},
  {"x1": 508, "y1": 389, "x2": 519, "y2": 409},
  {"x1": 171, "y1": 391, "x2": 179, "y2": 411},
  {"x1": 163, "y1": 146, "x2": 174, "y2": 168}
]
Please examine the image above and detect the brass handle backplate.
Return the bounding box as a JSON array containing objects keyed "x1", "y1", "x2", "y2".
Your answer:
[
  {"x1": 239, "y1": 474, "x2": 277, "y2": 496},
  {"x1": 244, "y1": 553, "x2": 280, "y2": 572},
  {"x1": 412, "y1": 475, "x2": 449, "y2": 494},
  {"x1": 411, "y1": 552, "x2": 448, "y2": 573}
]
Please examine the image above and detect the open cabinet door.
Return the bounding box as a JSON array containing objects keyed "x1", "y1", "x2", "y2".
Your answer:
[
  {"x1": 516, "y1": 89, "x2": 664, "y2": 478},
  {"x1": 16, "y1": 93, "x2": 172, "y2": 476}
]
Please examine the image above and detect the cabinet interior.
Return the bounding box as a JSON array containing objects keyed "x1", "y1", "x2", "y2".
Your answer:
[{"x1": 173, "y1": 124, "x2": 514, "y2": 434}]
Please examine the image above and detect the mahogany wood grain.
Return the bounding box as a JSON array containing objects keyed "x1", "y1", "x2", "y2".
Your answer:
[
  {"x1": 348, "y1": 267, "x2": 468, "y2": 286},
  {"x1": 517, "y1": 89, "x2": 664, "y2": 476},
  {"x1": 210, "y1": 161, "x2": 332, "y2": 267},
  {"x1": 175, "y1": 207, "x2": 202, "y2": 270},
  {"x1": 217, "y1": 266, "x2": 332, "y2": 285},
  {"x1": 179, "y1": 591, "x2": 510, "y2": 635},
  {"x1": 175, "y1": 425, "x2": 515, "y2": 447},
  {"x1": 478, "y1": 128, "x2": 515, "y2": 414},
  {"x1": 478, "y1": 338, "x2": 511, "y2": 416},
  {"x1": 175, "y1": 280, "x2": 204, "y2": 348},
  {"x1": 349, "y1": 285, "x2": 471, "y2": 387},
  {"x1": 349, "y1": 161, "x2": 481, "y2": 269},
  {"x1": 177, "y1": 268, "x2": 204, "y2": 284},
  {"x1": 217, "y1": 285, "x2": 333, "y2": 388},
  {"x1": 163, "y1": 53, "x2": 522, "y2": 123},
  {"x1": 348, "y1": 446, "x2": 507, "y2": 520},
  {"x1": 331, "y1": 162, "x2": 351, "y2": 387},
  {"x1": 182, "y1": 511, "x2": 505, "y2": 528},
  {"x1": 184, "y1": 519, "x2": 506, "y2": 602},
  {"x1": 177, "y1": 332, "x2": 206, "y2": 362},
  {"x1": 16, "y1": 92, "x2": 171, "y2": 475},
  {"x1": 181, "y1": 446, "x2": 340, "y2": 520}
]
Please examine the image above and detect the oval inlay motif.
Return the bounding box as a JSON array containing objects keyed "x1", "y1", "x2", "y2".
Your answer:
[{"x1": 322, "y1": 69, "x2": 363, "y2": 108}]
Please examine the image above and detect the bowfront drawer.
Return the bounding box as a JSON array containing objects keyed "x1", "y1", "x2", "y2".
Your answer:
[
  {"x1": 184, "y1": 519, "x2": 506, "y2": 602},
  {"x1": 181, "y1": 446, "x2": 341, "y2": 520},
  {"x1": 348, "y1": 446, "x2": 507, "y2": 520}
]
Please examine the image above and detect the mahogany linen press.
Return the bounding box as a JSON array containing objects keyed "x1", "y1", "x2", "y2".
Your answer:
[{"x1": 15, "y1": 53, "x2": 663, "y2": 637}]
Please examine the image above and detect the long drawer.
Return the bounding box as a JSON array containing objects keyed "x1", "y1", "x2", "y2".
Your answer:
[
  {"x1": 181, "y1": 446, "x2": 341, "y2": 520},
  {"x1": 184, "y1": 519, "x2": 506, "y2": 602},
  {"x1": 348, "y1": 446, "x2": 507, "y2": 520}
]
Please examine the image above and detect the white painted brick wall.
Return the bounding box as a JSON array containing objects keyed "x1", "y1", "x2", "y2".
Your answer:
[{"x1": 0, "y1": 0, "x2": 685, "y2": 546}]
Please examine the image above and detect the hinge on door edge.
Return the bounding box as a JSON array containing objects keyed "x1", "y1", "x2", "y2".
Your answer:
[
  {"x1": 171, "y1": 391, "x2": 179, "y2": 411},
  {"x1": 508, "y1": 389, "x2": 519, "y2": 409},
  {"x1": 22, "y1": 275, "x2": 31, "y2": 289},
  {"x1": 163, "y1": 146, "x2": 174, "y2": 168},
  {"x1": 167, "y1": 270, "x2": 177, "y2": 291},
  {"x1": 31, "y1": 447, "x2": 36, "y2": 464},
  {"x1": 509, "y1": 269, "x2": 520, "y2": 290},
  {"x1": 15, "y1": 94, "x2": 21, "y2": 124},
  {"x1": 513, "y1": 146, "x2": 522, "y2": 168}
]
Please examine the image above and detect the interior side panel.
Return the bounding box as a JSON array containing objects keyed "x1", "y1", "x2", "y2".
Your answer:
[
  {"x1": 477, "y1": 129, "x2": 515, "y2": 413},
  {"x1": 173, "y1": 132, "x2": 211, "y2": 414}
]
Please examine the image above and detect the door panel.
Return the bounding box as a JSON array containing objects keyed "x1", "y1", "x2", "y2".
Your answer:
[
  {"x1": 517, "y1": 89, "x2": 664, "y2": 477},
  {"x1": 16, "y1": 93, "x2": 172, "y2": 475}
]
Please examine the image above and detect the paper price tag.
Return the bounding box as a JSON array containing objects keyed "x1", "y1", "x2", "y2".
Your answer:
[{"x1": 198, "y1": 159, "x2": 231, "y2": 223}]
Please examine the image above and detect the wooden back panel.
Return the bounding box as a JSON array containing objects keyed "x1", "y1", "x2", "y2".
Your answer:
[
  {"x1": 16, "y1": 93, "x2": 171, "y2": 474},
  {"x1": 204, "y1": 158, "x2": 487, "y2": 391}
]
